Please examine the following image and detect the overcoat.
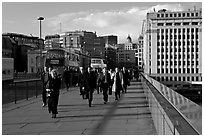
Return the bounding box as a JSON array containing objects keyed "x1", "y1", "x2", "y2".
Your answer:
[
  {"x1": 112, "y1": 71, "x2": 123, "y2": 92},
  {"x1": 82, "y1": 71, "x2": 96, "y2": 92}
]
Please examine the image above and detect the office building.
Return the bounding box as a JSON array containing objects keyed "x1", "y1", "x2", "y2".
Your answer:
[
  {"x1": 60, "y1": 30, "x2": 97, "y2": 53},
  {"x1": 116, "y1": 35, "x2": 136, "y2": 69},
  {"x1": 44, "y1": 34, "x2": 60, "y2": 49},
  {"x1": 143, "y1": 8, "x2": 202, "y2": 84}
]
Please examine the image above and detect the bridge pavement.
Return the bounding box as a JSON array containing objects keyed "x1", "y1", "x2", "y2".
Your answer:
[{"x1": 2, "y1": 81, "x2": 157, "y2": 135}]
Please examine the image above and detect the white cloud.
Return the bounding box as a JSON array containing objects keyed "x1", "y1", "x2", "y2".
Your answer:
[{"x1": 45, "y1": 3, "x2": 184, "y2": 43}]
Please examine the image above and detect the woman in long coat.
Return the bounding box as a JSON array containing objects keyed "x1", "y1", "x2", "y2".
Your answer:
[
  {"x1": 46, "y1": 69, "x2": 61, "y2": 118},
  {"x1": 112, "y1": 67, "x2": 123, "y2": 100}
]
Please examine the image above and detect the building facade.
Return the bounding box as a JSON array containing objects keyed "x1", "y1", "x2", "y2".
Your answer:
[
  {"x1": 92, "y1": 36, "x2": 105, "y2": 59},
  {"x1": 143, "y1": 8, "x2": 202, "y2": 84},
  {"x1": 60, "y1": 30, "x2": 97, "y2": 53},
  {"x1": 2, "y1": 33, "x2": 44, "y2": 72},
  {"x1": 135, "y1": 35, "x2": 144, "y2": 71},
  {"x1": 116, "y1": 35, "x2": 136, "y2": 69},
  {"x1": 44, "y1": 34, "x2": 60, "y2": 49},
  {"x1": 105, "y1": 44, "x2": 117, "y2": 70},
  {"x1": 103, "y1": 35, "x2": 118, "y2": 45}
]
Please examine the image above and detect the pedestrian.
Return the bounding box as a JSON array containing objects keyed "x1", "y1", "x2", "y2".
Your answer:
[
  {"x1": 134, "y1": 69, "x2": 139, "y2": 82},
  {"x1": 63, "y1": 66, "x2": 70, "y2": 91},
  {"x1": 46, "y1": 69, "x2": 61, "y2": 118},
  {"x1": 96, "y1": 69, "x2": 102, "y2": 94},
  {"x1": 41, "y1": 66, "x2": 49, "y2": 107},
  {"x1": 112, "y1": 67, "x2": 123, "y2": 100},
  {"x1": 82, "y1": 66, "x2": 97, "y2": 107},
  {"x1": 78, "y1": 67, "x2": 85, "y2": 99},
  {"x1": 109, "y1": 69, "x2": 115, "y2": 95},
  {"x1": 99, "y1": 67, "x2": 111, "y2": 104},
  {"x1": 122, "y1": 67, "x2": 130, "y2": 93}
]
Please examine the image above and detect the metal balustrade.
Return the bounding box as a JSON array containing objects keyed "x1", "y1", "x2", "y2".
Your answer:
[
  {"x1": 141, "y1": 73, "x2": 202, "y2": 135},
  {"x1": 2, "y1": 79, "x2": 43, "y2": 104}
]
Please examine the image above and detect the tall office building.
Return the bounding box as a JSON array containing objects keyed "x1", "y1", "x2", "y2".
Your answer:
[{"x1": 143, "y1": 8, "x2": 202, "y2": 84}]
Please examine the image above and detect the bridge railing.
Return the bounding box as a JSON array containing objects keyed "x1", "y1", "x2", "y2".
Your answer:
[
  {"x1": 2, "y1": 79, "x2": 43, "y2": 104},
  {"x1": 141, "y1": 73, "x2": 202, "y2": 135},
  {"x1": 2, "y1": 74, "x2": 79, "y2": 105}
]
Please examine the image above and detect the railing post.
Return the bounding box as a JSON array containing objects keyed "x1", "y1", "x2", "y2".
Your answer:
[
  {"x1": 163, "y1": 114, "x2": 165, "y2": 135},
  {"x1": 14, "y1": 82, "x2": 17, "y2": 104},
  {"x1": 26, "y1": 81, "x2": 28, "y2": 100},
  {"x1": 36, "y1": 80, "x2": 38, "y2": 98}
]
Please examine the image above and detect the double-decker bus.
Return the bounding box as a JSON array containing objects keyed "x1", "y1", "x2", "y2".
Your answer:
[
  {"x1": 45, "y1": 48, "x2": 90, "y2": 76},
  {"x1": 45, "y1": 48, "x2": 79, "y2": 74}
]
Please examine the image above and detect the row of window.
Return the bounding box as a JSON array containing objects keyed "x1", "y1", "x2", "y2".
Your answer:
[
  {"x1": 156, "y1": 76, "x2": 200, "y2": 82},
  {"x1": 157, "y1": 34, "x2": 199, "y2": 40},
  {"x1": 158, "y1": 60, "x2": 199, "y2": 65},
  {"x1": 12, "y1": 36, "x2": 43, "y2": 45},
  {"x1": 157, "y1": 40, "x2": 199, "y2": 47},
  {"x1": 157, "y1": 47, "x2": 199, "y2": 53},
  {"x1": 157, "y1": 68, "x2": 199, "y2": 74},
  {"x1": 157, "y1": 22, "x2": 199, "y2": 26},
  {"x1": 157, "y1": 11, "x2": 200, "y2": 18},
  {"x1": 157, "y1": 28, "x2": 199, "y2": 33}
]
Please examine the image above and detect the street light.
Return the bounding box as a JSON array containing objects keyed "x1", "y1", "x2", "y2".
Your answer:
[
  {"x1": 37, "y1": 16, "x2": 44, "y2": 71},
  {"x1": 38, "y1": 16, "x2": 44, "y2": 39}
]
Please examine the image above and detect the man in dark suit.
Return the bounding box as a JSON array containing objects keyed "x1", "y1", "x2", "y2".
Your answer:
[
  {"x1": 122, "y1": 67, "x2": 130, "y2": 93},
  {"x1": 82, "y1": 66, "x2": 96, "y2": 107},
  {"x1": 99, "y1": 67, "x2": 111, "y2": 104}
]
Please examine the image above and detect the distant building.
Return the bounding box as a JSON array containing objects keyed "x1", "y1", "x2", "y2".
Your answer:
[
  {"x1": 2, "y1": 33, "x2": 43, "y2": 72},
  {"x1": 27, "y1": 49, "x2": 47, "y2": 73},
  {"x1": 117, "y1": 49, "x2": 136, "y2": 69},
  {"x1": 135, "y1": 35, "x2": 144, "y2": 71},
  {"x1": 60, "y1": 30, "x2": 97, "y2": 53},
  {"x1": 92, "y1": 36, "x2": 105, "y2": 59},
  {"x1": 103, "y1": 35, "x2": 118, "y2": 45},
  {"x1": 116, "y1": 35, "x2": 136, "y2": 69},
  {"x1": 44, "y1": 34, "x2": 60, "y2": 49},
  {"x1": 143, "y1": 8, "x2": 202, "y2": 85},
  {"x1": 2, "y1": 36, "x2": 16, "y2": 58},
  {"x1": 124, "y1": 34, "x2": 136, "y2": 50},
  {"x1": 105, "y1": 44, "x2": 117, "y2": 70}
]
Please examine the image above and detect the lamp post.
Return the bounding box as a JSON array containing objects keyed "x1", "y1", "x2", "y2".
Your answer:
[
  {"x1": 38, "y1": 16, "x2": 44, "y2": 39},
  {"x1": 37, "y1": 16, "x2": 44, "y2": 70}
]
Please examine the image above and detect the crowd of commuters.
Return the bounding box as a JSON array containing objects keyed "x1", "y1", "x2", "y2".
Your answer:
[{"x1": 41, "y1": 65, "x2": 140, "y2": 118}]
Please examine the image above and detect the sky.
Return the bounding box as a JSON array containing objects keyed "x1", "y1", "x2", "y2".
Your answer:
[{"x1": 2, "y1": 1, "x2": 202, "y2": 43}]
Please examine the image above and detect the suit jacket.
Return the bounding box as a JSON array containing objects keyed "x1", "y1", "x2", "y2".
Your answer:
[
  {"x1": 82, "y1": 71, "x2": 96, "y2": 91},
  {"x1": 99, "y1": 71, "x2": 111, "y2": 89},
  {"x1": 46, "y1": 77, "x2": 61, "y2": 97},
  {"x1": 78, "y1": 71, "x2": 84, "y2": 87},
  {"x1": 122, "y1": 70, "x2": 130, "y2": 85}
]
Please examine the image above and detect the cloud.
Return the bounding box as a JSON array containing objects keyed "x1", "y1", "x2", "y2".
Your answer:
[{"x1": 45, "y1": 3, "x2": 184, "y2": 43}]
